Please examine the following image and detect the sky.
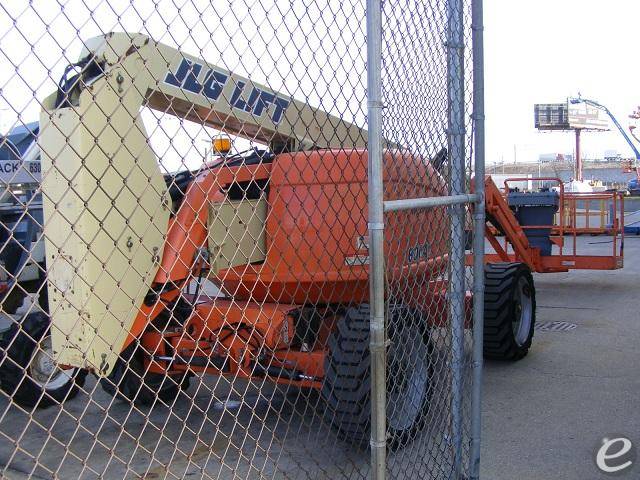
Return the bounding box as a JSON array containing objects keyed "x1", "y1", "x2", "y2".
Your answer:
[
  {"x1": 484, "y1": 0, "x2": 640, "y2": 164},
  {"x1": 0, "y1": 0, "x2": 366, "y2": 173},
  {"x1": 1, "y1": 0, "x2": 638, "y2": 171}
]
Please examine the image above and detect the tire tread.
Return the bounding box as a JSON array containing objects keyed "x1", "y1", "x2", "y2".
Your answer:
[{"x1": 483, "y1": 262, "x2": 536, "y2": 361}]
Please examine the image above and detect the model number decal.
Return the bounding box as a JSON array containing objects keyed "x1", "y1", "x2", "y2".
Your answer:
[
  {"x1": 407, "y1": 242, "x2": 429, "y2": 263},
  {"x1": 164, "y1": 58, "x2": 291, "y2": 124}
]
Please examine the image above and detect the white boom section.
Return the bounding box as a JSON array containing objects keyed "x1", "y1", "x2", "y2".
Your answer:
[
  {"x1": 88, "y1": 33, "x2": 366, "y2": 151},
  {"x1": 39, "y1": 32, "x2": 367, "y2": 374}
]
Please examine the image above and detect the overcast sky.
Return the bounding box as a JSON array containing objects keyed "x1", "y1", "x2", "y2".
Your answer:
[
  {"x1": 1, "y1": 0, "x2": 638, "y2": 169},
  {"x1": 485, "y1": 0, "x2": 640, "y2": 164}
]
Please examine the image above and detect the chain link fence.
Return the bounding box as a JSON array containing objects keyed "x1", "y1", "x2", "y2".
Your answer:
[{"x1": 0, "y1": 1, "x2": 483, "y2": 478}]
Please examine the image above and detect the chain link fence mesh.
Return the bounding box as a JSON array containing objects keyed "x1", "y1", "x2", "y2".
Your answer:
[
  {"x1": 0, "y1": 0, "x2": 479, "y2": 478},
  {"x1": 380, "y1": 0, "x2": 476, "y2": 477}
]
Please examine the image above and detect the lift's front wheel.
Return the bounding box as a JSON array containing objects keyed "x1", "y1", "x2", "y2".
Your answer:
[
  {"x1": 321, "y1": 304, "x2": 432, "y2": 448},
  {"x1": 483, "y1": 262, "x2": 536, "y2": 360},
  {"x1": 100, "y1": 344, "x2": 191, "y2": 406}
]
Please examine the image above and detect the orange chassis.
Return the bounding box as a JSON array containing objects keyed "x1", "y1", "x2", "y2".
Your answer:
[
  {"x1": 130, "y1": 160, "x2": 623, "y2": 390},
  {"x1": 128, "y1": 149, "x2": 451, "y2": 390}
]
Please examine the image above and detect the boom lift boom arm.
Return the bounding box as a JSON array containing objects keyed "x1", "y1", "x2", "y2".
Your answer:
[{"x1": 39, "y1": 32, "x2": 367, "y2": 373}]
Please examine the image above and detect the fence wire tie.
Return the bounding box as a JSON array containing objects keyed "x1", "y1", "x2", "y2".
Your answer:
[{"x1": 370, "y1": 439, "x2": 387, "y2": 449}]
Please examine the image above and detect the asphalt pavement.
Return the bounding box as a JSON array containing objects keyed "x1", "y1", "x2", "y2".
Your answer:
[
  {"x1": 481, "y1": 235, "x2": 640, "y2": 479},
  {"x1": 0, "y1": 236, "x2": 636, "y2": 479}
]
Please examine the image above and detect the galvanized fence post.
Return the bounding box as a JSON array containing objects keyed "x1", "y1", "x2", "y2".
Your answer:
[
  {"x1": 470, "y1": 0, "x2": 486, "y2": 477},
  {"x1": 366, "y1": 0, "x2": 387, "y2": 478},
  {"x1": 447, "y1": 0, "x2": 467, "y2": 476}
]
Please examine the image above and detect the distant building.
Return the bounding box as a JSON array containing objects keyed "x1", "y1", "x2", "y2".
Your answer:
[{"x1": 604, "y1": 150, "x2": 622, "y2": 161}]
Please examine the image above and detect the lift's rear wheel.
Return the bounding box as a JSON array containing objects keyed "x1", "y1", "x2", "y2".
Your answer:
[
  {"x1": 483, "y1": 262, "x2": 536, "y2": 360},
  {"x1": 321, "y1": 304, "x2": 432, "y2": 448},
  {"x1": 0, "y1": 312, "x2": 87, "y2": 408},
  {"x1": 100, "y1": 344, "x2": 191, "y2": 406}
]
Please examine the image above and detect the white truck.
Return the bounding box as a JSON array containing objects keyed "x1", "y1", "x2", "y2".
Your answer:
[{"x1": 0, "y1": 122, "x2": 46, "y2": 314}]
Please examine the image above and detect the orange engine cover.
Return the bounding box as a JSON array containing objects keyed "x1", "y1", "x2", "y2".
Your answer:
[{"x1": 215, "y1": 149, "x2": 449, "y2": 304}]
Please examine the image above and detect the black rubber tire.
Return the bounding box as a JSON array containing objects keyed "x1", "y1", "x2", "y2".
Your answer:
[
  {"x1": 484, "y1": 262, "x2": 536, "y2": 360},
  {"x1": 322, "y1": 304, "x2": 432, "y2": 449},
  {"x1": 100, "y1": 344, "x2": 191, "y2": 406},
  {"x1": 0, "y1": 312, "x2": 87, "y2": 409}
]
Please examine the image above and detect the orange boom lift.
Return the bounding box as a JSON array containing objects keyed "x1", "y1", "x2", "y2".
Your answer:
[{"x1": 1, "y1": 33, "x2": 621, "y2": 448}]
